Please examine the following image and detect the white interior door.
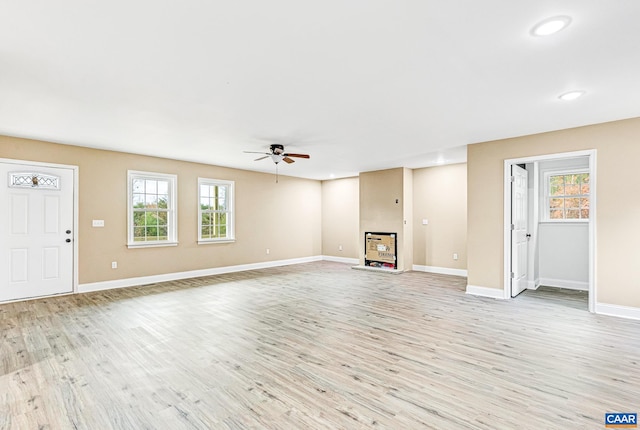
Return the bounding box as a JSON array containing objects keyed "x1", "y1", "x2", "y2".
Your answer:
[
  {"x1": 511, "y1": 164, "x2": 528, "y2": 297},
  {"x1": 0, "y1": 162, "x2": 75, "y2": 302}
]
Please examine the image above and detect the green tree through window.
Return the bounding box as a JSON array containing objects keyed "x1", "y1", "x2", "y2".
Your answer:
[
  {"x1": 199, "y1": 179, "x2": 234, "y2": 242},
  {"x1": 128, "y1": 171, "x2": 177, "y2": 246}
]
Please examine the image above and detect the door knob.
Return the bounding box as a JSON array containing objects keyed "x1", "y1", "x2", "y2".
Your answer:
[
  {"x1": 66, "y1": 238, "x2": 71, "y2": 243},
  {"x1": 526, "y1": 234, "x2": 531, "y2": 238},
  {"x1": 66, "y1": 230, "x2": 71, "y2": 234}
]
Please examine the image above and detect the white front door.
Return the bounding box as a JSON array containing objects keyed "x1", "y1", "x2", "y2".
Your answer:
[
  {"x1": 511, "y1": 164, "x2": 528, "y2": 297},
  {"x1": 0, "y1": 162, "x2": 75, "y2": 302}
]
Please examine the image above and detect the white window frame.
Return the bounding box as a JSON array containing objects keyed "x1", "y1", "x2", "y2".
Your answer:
[
  {"x1": 198, "y1": 178, "x2": 235, "y2": 244},
  {"x1": 127, "y1": 170, "x2": 178, "y2": 248},
  {"x1": 543, "y1": 169, "x2": 590, "y2": 222}
]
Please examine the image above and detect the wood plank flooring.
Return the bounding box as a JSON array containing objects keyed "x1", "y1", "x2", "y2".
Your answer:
[{"x1": 1, "y1": 261, "x2": 639, "y2": 429}]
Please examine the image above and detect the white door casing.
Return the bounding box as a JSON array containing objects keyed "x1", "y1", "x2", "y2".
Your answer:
[
  {"x1": 503, "y1": 150, "x2": 596, "y2": 312},
  {"x1": 511, "y1": 164, "x2": 528, "y2": 297},
  {"x1": 0, "y1": 162, "x2": 75, "y2": 302}
]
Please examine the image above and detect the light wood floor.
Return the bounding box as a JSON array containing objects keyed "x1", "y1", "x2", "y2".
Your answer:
[{"x1": 1, "y1": 262, "x2": 639, "y2": 429}]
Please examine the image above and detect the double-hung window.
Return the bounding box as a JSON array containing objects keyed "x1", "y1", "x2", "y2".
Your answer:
[
  {"x1": 545, "y1": 171, "x2": 590, "y2": 221},
  {"x1": 198, "y1": 178, "x2": 234, "y2": 243},
  {"x1": 128, "y1": 171, "x2": 178, "y2": 247}
]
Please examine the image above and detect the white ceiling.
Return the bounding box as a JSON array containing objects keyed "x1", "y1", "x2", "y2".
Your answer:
[{"x1": 2, "y1": 1, "x2": 639, "y2": 180}]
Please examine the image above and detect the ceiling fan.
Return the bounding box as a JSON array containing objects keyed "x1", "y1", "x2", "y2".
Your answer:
[
  {"x1": 244, "y1": 144, "x2": 310, "y2": 164},
  {"x1": 244, "y1": 144, "x2": 310, "y2": 182}
]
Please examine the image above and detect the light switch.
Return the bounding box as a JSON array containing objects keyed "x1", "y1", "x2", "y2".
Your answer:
[
  {"x1": 92, "y1": 220, "x2": 105, "y2": 227},
  {"x1": 422, "y1": 219, "x2": 428, "y2": 225}
]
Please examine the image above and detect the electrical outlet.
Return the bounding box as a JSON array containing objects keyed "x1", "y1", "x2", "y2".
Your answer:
[
  {"x1": 453, "y1": 253, "x2": 458, "y2": 260},
  {"x1": 266, "y1": 248, "x2": 270, "y2": 255},
  {"x1": 111, "y1": 261, "x2": 118, "y2": 269}
]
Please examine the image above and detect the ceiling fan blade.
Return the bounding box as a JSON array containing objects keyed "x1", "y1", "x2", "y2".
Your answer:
[
  {"x1": 283, "y1": 153, "x2": 310, "y2": 159},
  {"x1": 254, "y1": 156, "x2": 269, "y2": 161},
  {"x1": 244, "y1": 151, "x2": 270, "y2": 155},
  {"x1": 283, "y1": 157, "x2": 295, "y2": 164}
]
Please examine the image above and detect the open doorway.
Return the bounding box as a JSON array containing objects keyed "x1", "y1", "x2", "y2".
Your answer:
[{"x1": 503, "y1": 150, "x2": 596, "y2": 312}]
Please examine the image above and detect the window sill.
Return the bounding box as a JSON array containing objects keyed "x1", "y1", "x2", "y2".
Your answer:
[
  {"x1": 198, "y1": 239, "x2": 236, "y2": 245},
  {"x1": 127, "y1": 241, "x2": 179, "y2": 249}
]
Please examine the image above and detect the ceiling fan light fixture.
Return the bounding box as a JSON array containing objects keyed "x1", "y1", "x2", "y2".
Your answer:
[
  {"x1": 531, "y1": 15, "x2": 572, "y2": 36},
  {"x1": 558, "y1": 90, "x2": 585, "y2": 101}
]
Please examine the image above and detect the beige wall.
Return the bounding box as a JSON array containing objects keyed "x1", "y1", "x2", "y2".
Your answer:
[
  {"x1": 467, "y1": 117, "x2": 640, "y2": 307},
  {"x1": 402, "y1": 167, "x2": 414, "y2": 270},
  {"x1": 322, "y1": 165, "x2": 468, "y2": 272},
  {"x1": 0, "y1": 136, "x2": 322, "y2": 284},
  {"x1": 359, "y1": 168, "x2": 409, "y2": 270},
  {"x1": 413, "y1": 163, "x2": 467, "y2": 270},
  {"x1": 321, "y1": 177, "x2": 359, "y2": 259}
]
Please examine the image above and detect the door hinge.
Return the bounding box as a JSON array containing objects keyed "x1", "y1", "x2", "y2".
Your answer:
[
  {"x1": 510, "y1": 224, "x2": 515, "y2": 230},
  {"x1": 510, "y1": 175, "x2": 515, "y2": 182},
  {"x1": 510, "y1": 272, "x2": 515, "y2": 279}
]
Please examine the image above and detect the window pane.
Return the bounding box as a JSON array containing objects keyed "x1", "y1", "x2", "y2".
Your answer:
[
  {"x1": 565, "y1": 174, "x2": 579, "y2": 185},
  {"x1": 145, "y1": 226, "x2": 158, "y2": 239},
  {"x1": 158, "y1": 227, "x2": 168, "y2": 239},
  {"x1": 202, "y1": 226, "x2": 211, "y2": 238},
  {"x1": 145, "y1": 194, "x2": 158, "y2": 206},
  {"x1": 133, "y1": 179, "x2": 144, "y2": 193},
  {"x1": 132, "y1": 193, "x2": 144, "y2": 207},
  {"x1": 146, "y1": 180, "x2": 157, "y2": 194},
  {"x1": 157, "y1": 180, "x2": 168, "y2": 195},
  {"x1": 580, "y1": 198, "x2": 590, "y2": 209},
  {"x1": 565, "y1": 184, "x2": 579, "y2": 195},
  {"x1": 549, "y1": 198, "x2": 563, "y2": 209},
  {"x1": 158, "y1": 211, "x2": 168, "y2": 225},
  {"x1": 581, "y1": 209, "x2": 589, "y2": 219},
  {"x1": 133, "y1": 211, "x2": 146, "y2": 227},
  {"x1": 157, "y1": 195, "x2": 168, "y2": 209},
  {"x1": 581, "y1": 182, "x2": 590, "y2": 194},
  {"x1": 550, "y1": 209, "x2": 564, "y2": 219},
  {"x1": 549, "y1": 176, "x2": 564, "y2": 196},
  {"x1": 565, "y1": 198, "x2": 579, "y2": 208},
  {"x1": 133, "y1": 227, "x2": 145, "y2": 240},
  {"x1": 566, "y1": 209, "x2": 580, "y2": 219},
  {"x1": 202, "y1": 213, "x2": 211, "y2": 226},
  {"x1": 147, "y1": 211, "x2": 159, "y2": 226}
]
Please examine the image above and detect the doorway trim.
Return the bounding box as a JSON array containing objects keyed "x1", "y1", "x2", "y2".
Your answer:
[
  {"x1": 503, "y1": 149, "x2": 596, "y2": 312},
  {"x1": 0, "y1": 157, "x2": 79, "y2": 299}
]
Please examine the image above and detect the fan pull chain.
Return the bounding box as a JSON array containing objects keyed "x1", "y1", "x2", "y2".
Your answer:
[{"x1": 276, "y1": 163, "x2": 279, "y2": 183}]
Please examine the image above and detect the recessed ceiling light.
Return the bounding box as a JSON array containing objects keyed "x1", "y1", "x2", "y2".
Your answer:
[
  {"x1": 558, "y1": 90, "x2": 585, "y2": 101},
  {"x1": 531, "y1": 15, "x2": 572, "y2": 36}
]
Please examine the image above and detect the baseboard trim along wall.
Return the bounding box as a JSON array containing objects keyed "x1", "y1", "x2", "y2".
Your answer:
[
  {"x1": 466, "y1": 284, "x2": 508, "y2": 299},
  {"x1": 78, "y1": 256, "x2": 324, "y2": 293},
  {"x1": 595, "y1": 303, "x2": 640, "y2": 321},
  {"x1": 413, "y1": 265, "x2": 467, "y2": 277},
  {"x1": 538, "y1": 277, "x2": 589, "y2": 291},
  {"x1": 322, "y1": 255, "x2": 360, "y2": 265}
]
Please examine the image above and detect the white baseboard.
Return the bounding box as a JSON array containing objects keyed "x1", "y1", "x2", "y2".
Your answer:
[
  {"x1": 322, "y1": 255, "x2": 359, "y2": 265},
  {"x1": 466, "y1": 284, "x2": 508, "y2": 299},
  {"x1": 526, "y1": 279, "x2": 539, "y2": 290},
  {"x1": 595, "y1": 303, "x2": 640, "y2": 321},
  {"x1": 539, "y1": 277, "x2": 588, "y2": 291},
  {"x1": 413, "y1": 265, "x2": 467, "y2": 277},
  {"x1": 78, "y1": 256, "x2": 323, "y2": 293}
]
